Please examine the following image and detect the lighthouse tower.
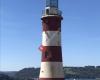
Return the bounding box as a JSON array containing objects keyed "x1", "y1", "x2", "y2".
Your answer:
[{"x1": 39, "y1": 0, "x2": 64, "y2": 80}]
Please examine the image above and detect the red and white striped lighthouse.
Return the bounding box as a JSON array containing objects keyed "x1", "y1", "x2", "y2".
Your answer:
[{"x1": 39, "y1": 0, "x2": 64, "y2": 80}]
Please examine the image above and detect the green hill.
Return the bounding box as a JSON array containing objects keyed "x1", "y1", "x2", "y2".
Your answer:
[{"x1": 1, "y1": 66, "x2": 100, "y2": 80}]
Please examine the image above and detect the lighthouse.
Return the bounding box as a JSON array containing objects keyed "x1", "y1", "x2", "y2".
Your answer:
[{"x1": 39, "y1": 0, "x2": 64, "y2": 80}]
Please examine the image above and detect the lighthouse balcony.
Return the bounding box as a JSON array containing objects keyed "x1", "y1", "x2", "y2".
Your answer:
[{"x1": 42, "y1": 8, "x2": 62, "y2": 17}]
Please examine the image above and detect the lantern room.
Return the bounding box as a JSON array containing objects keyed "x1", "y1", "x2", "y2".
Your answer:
[
  {"x1": 42, "y1": 0, "x2": 62, "y2": 16},
  {"x1": 46, "y1": 0, "x2": 58, "y2": 8}
]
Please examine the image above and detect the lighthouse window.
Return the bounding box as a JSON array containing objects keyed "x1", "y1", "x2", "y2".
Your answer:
[
  {"x1": 46, "y1": 9, "x2": 49, "y2": 15},
  {"x1": 46, "y1": 0, "x2": 50, "y2": 7},
  {"x1": 46, "y1": 0, "x2": 58, "y2": 8},
  {"x1": 44, "y1": 51, "x2": 49, "y2": 58},
  {"x1": 50, "y1": 0, "x2": 58, "y2": 8}
]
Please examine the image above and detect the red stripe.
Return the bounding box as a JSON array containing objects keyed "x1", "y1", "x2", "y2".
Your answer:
[
  {"x1": 42, "y1": 16, "x2": 62, "y2": 31},
  {"x1": 39, "y1": 78, "x2": 64, "y2": 80},
  {"x1": 41, "y1": 46, "x2": 63, "y2": 62}
]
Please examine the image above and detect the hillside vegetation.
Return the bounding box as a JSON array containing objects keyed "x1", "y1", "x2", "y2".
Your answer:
[{"x1": 0, "y1": 66, "x2": 100, "y2": 80}]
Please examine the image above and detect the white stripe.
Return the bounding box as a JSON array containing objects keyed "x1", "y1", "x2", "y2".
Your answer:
[
  {"x1": 39, "y1": 62, "x2": 64, "y2": 78},
  {"x1": 42, "y1": 31, "x2": 61, "y2": 46}
]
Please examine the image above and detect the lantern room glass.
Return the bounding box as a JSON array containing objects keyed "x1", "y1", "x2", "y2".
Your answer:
[{"x1": 46, "y1": 0, "x2": 58, "y2": 8}]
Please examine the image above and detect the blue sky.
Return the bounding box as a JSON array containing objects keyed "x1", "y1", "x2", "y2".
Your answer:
[{"x1": 0, "y1": 0, "x2": 100, "y2": 71}]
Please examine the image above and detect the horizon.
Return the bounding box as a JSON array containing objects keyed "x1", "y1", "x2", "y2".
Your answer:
[
  {"x1": 1, "y1": 0, "x2": 100, "y2": 71},
  {"x1": 0, "y1": 65, "x2": 100, "y2": 72}
]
